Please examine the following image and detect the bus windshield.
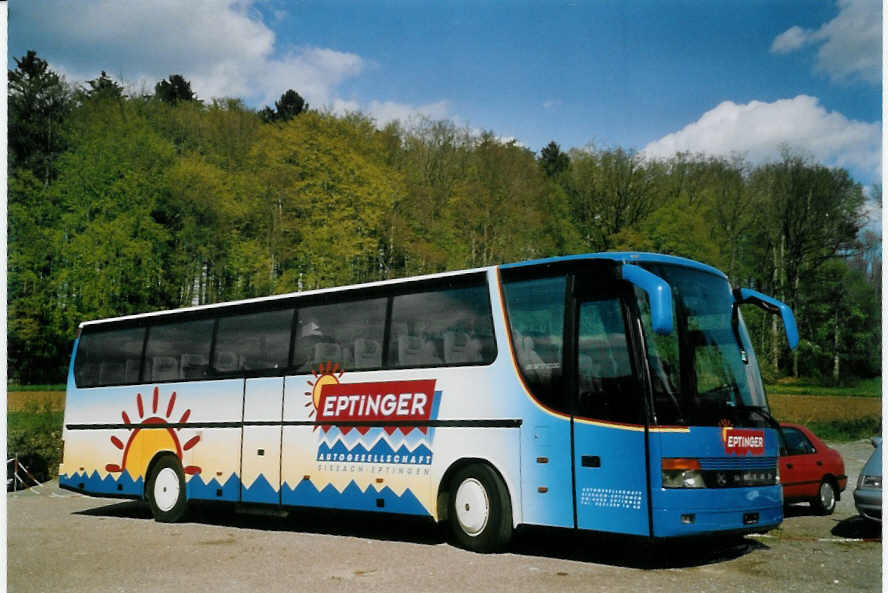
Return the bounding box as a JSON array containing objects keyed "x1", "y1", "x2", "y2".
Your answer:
[{"x1": 637, "y1": 264, "x2": 769, "y2": 428}]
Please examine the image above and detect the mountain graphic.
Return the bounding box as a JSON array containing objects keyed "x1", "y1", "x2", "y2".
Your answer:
[
  {"x1": 60, "y1": 469, "x2": 143, "y2": 497},
  {"x1": 282, "y1": 478, "x2": 428, "y2": 515},
  {"x1": 61, "y1": 470, "x2": 429, "y2": 517},
  {"x1": 186, "y1": 473, "x2": 241, "y2": 502}
]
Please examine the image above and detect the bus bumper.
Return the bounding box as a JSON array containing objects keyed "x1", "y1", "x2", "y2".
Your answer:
[{"x1": 651, "y1": 485, "x2": 783, "y2": 537}]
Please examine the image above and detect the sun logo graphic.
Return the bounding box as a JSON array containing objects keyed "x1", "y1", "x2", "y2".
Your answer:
[
  {"x1": 105, "y1": 386, "x2": 202, "y2": 478},
  {"x1": 304, "y1": 362, "x2": 438, "y2": 435},
  {"x1": 304, "y1": 362, "x2": 345, "y2": 427}
]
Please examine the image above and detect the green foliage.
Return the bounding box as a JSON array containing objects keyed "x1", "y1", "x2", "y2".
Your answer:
[
  {"x1": 154, "y1": 74, "x2": 198, "y2": 105},
  {"x1": 766, "y1": 377, "x2": 881, "y2": 398},
  {"x1": 539, "y1": 141, "x2": 570, "y2": 178},
  {"x1": 260, "y1": 89, "x2": 307, "y2": 123},
  {"x1": 8, "y1": 50, "x2": 73, "y2": 183},
  {"x1": 806, "y1": 416, "x2": 882, "y2": 442},
  {"x1": 83, "y1": 70, "x2": 124, "y2": 101},
  {"x1": 7, "y1": 404, "x2": 64, "y2": 483},
  {"x1": 6, "y1": 51, "x2": 880, "y2": 389}
]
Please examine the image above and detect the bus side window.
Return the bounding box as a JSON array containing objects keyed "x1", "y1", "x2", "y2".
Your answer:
[
  {"x1": 212, "y1": 308, "x2": 293, "y2": 373},
  {"x1": 145, "y1": 319, "x2": 213, "y2": 383},
  {"x1": 388, "y1": 283, "x2": 494, "y2": 369},
  {"x1": 74, "y1": 326, "x2": 146, "y2": 388},
  {"x1": 502, "y1": 276, "x2": 568, "y2": 414},
  {"x1": 292, "y1": 298, "x2": 386, "y2": 372}
]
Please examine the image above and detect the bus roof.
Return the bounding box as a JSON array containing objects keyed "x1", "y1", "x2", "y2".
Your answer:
[
  {"x1": 499, "y1": 251, "x2": 727, "y2": 280},
  {"x1": 80, "y1": 252, "x2": 725, "y2": 329}
]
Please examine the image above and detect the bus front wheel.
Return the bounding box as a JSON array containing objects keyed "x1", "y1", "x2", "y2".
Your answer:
[
  {"x1": 448, "y1": 463, "x2": 512, "y2": 552},
  {"x1": 147, "y1": 456, "x2": 188, "y2": 522}
]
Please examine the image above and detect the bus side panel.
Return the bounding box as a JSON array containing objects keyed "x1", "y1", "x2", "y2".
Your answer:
[
  {"x1": 280, "y1": 364, "x2": 525, "y2": 521},
  {"x1": 573, "y1": 421, "x2": 648, "y2": 535},
  {"x1": 518, "y1": 408, "x2": 574, "y2": 528},
  {"x1": 281, "y1": 370, "x2": 436, "y2": 516},
  {"x1": 240, "y1": 377, "x2": 284, "y2": 504},
  {"x1": 60, "y1": 378, "x2": 245, "y2": 502},
  {"x1": 649, "y1": 427, "x2": 783, "y2": 537},
  {"x1": 431, "y1": 425, "x2": 522, "y2": 521},
  {"x1": 178, "y1": 380, "x2": 245, "y2": 502}
]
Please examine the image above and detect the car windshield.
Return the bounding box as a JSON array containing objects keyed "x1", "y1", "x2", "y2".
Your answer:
[{"x1": 637, "y1": 263, "x2": 770, "y2": 428}]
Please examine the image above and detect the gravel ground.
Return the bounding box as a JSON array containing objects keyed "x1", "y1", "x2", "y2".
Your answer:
[{"x1": 8, "y1": 439, "x2": 881, "y2": 593}]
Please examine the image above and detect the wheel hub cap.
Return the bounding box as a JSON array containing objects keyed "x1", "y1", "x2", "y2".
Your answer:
[
  {"x1": 820, "y1": 483, "x2": 834, "y2": 509},
  {"x1": 154, "y1": 467, "x2": 180, "y2": 512},
  {"x1": 455, "y1": 478, "x2": 489, "y2": 536}
]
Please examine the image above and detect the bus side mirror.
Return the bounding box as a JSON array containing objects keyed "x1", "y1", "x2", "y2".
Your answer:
[
  {"x1": 621, "y1": 264, "x2": 673, "y2": 335},
  {"x1": 734, "y1": 288, "x2": 799, "y2": 350}
]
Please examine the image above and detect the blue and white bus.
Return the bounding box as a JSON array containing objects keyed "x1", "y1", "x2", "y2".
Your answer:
[{"x1": 59, "y1": 252, "x2": 798, "y2": 552}]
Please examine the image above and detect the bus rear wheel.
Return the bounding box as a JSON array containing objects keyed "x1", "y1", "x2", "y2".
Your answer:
[
  {"x1": 448, "y1": 463, "x2": 512, "y2": 553},
  {"x1": 147, "y1": 456, "x2": 188, "y2": 523}
]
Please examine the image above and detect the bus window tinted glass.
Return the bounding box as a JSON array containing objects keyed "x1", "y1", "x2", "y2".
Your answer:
[
  {"x1": 213, "y1": 309, "x2": 293, "y2": 373},
  {"x1": 74, "y1": 327, "x2": 146, "y2": 387},
  {"x1": 577, "y1": 298, "x2": 639, "y2": 423},
  {"x1": 293, "y1": 299, "x2": 386, "y2": 372},
  {"x1": 503, "y1": 276, "x2": 567, "y2": 413},
  {"x1": 145, "y1": 319, "x2": 214, "y2": 382},
  {"x1": 389, "y1": 284, "x2": 495, "y2": 368}
]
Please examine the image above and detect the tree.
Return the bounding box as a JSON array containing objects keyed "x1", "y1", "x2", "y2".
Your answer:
[
  {"x1": 751, "y1": 151, "x2": 864, "y2": 375},
  {"x1": 260, "y1": 89, "x2": 308, "y2": 123},
  {"x1": 8, "y1": 50, "x2": 73, "y2": 184},
  {"x1": 539, "y1": 141, "x2": 570, "y2": 178},
  {"x1": 567, "y1": 147, "x2": 658, "y2": 251},
  {"x1": 84, "y1": 71, "x2": 125, "y2": 100},
  {"x1": 154, "y1": 74, "x2": 198, "y2": 105},
  {"x1": 247, "y1": 111, "x2": 400, "y2": 290}
]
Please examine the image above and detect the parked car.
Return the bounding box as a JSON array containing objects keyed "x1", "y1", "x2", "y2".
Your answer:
[
  {"x1": 853, "y1": 437, "x2": 881, "y2": 522},
  {"x1": 778, "y1": 422, "x2": 847, "y2": 515}
]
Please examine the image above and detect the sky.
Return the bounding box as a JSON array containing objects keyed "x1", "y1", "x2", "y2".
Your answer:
[{"x1": 8, "y1": 0, "x2": 883, "y2": 192}]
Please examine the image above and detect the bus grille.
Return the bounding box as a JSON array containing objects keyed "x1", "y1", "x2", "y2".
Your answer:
[{"x1": 699, "y1": 457, "x2": 777, "y2": 471}]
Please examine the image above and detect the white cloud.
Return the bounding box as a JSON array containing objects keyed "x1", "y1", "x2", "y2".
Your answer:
[
  {"x1": 770, "y1": 26, "x2": 809, "y2": 53},
  {"x1": 641, "y1": 95, "x2": 881, "y2": 181},
  {"x1": 17, "y1": 0, "x2": 373, "y2": 108},
  {"x1": 16, "y1": 0, "x2": 458, "y2": 127},
  {"x1": 543, "y1": 99, "x2": 562, "y2": 110},
  {"x1": 770, "y1": 0, "x2": 881, "y2": 84}
]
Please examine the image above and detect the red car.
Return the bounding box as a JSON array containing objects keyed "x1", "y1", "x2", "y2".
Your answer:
[{"x1": 779, "y1": 422, "x2": 847, "y2": 514}]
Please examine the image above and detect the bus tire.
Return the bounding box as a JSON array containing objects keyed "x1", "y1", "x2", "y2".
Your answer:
[
  {"x1": 146, "y1": 456, "x2": 188, "y2": 523},
  {"x1": 448, "y1": 463, "x2": 512, "y2": 553}
]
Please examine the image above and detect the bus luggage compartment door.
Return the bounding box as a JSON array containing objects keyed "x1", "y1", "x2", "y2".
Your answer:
[{"x1": 241, "y1": 377, "x2": 284, "y2": 504}]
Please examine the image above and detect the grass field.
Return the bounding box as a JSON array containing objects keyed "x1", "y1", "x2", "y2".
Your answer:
[
  {"x1": 8, "y1": 390, "x2": 66, "y2": 413},
  {"x1": 7, "y1": 384, "x2": 66, "y2": 392},
  {"x1": 765, "y1": 377, "x2": 881, "y2": 398}
]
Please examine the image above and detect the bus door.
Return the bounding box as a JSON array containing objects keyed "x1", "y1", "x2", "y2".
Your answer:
[
  {"x1": 241, "y1": 377, "x2": 284, "y2": 504},
  {"x1": 571, "y1": 287, "x2": 650, "y2": 535}
]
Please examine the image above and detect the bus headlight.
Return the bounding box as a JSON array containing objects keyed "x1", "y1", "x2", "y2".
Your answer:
[{"x1": 662, "y1": 458, "x2": 705, "y2": 489}]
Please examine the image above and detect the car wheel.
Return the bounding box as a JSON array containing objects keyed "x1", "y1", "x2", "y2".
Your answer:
[
  {"x1": 448, "y1": 464, "x2": 512, "y2": 553},
  {"x1": 147, "y1": 456, "x2": 188, "y2": 522},
  {"x1": 811, "y1": 479, "x2": 837, "y2": 515}
]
